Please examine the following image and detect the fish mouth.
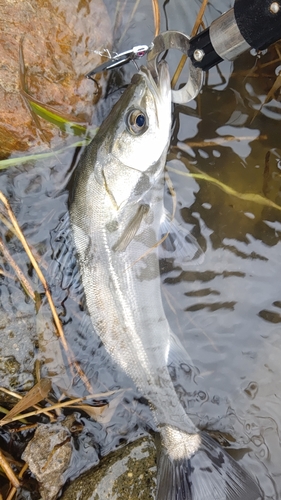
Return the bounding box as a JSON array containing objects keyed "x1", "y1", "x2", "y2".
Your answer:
[{"x1": 137, "y1": 61, "x2": 171, "y2": 101}]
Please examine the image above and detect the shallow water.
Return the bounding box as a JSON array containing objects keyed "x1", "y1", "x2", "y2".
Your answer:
[{"x1": 0, "y1": 0, "x2": 281, "y2": 498}]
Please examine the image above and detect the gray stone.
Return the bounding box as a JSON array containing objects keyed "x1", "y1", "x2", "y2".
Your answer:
[
  {"x1": 61, "y1": 436, "x2": 157, "y2": 500},
  {"x1": 22, "y1": 422, "x2": 72, "y2": 500},
  {"x1": 0, "y1": 309, "x2": 36, "y2": 400}
]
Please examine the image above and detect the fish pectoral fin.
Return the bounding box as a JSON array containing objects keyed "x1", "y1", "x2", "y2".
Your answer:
[
  {"x1": 157, "y1": 431, "x2": 261, "y2": 500},
  {"x1": 112, "y1": 204, "x2": 149, "y2": 252},
  {"x1": 159, "y1": 210, "x2": 204, "y2": 268}
]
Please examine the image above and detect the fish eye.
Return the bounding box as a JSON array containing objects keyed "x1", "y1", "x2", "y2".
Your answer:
[{"x1": 126, "y1": 109, "x2": 148, "y2": 135}]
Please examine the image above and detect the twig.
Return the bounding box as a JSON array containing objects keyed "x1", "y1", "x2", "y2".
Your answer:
[
  {"x1": 251, "y1": 70, "x2": 281, "y2": 124},
  {"x1": 9, "y1": 423, "x2": 38, "y2": 433},
  {"x1": 0, "y1": 379, "x2": 51, "y2": 425},
  {"x1": 5, "y1": 463, "x2": 28, "y2": 500},
  {"x1": 0, "y1": 387, "x2": 22, "y2": 400},
  {"x1": 0, "y1": 389, "x2": 120, "y2": 424},
  {"x1": 152, "y1": 0, "x2": 160, "y2": 37},
  {"x1": 0, "y1": 238, "x2": 35, "y2": 301},
  {"x1": 184, "y1": 134, "x2": 267, "y2": 148},
  {"x1": 0, "y1": 385, "x2": 54, "y2": 422},
  {"x1": 0, "y1": 269, "x2": 22, "y2": 282},
  {"x1": 112, "y1": 0, "x2": 127, "y2": 41},
  {"x1": 0, "y1": 213, "x2": 19, "y2": 239},
  {"x1": 171, "y1": 0, "x2": 209, "y2": 89},
  {"x1": 119, "y1": 0, "x2": 141, "y2": 44},
  {"x1": 257, "y1": 56, "x2": 281, "y2": 70},
  {"x1": 190, "y1": 0, "x2": 209, "y2": 37},
  {"x1": 262, "y1": 151, "x2": 271, "y2": 197},
  {"x1": 19, "y1": 35, "x2": 49, "y2": 145},
  {"x1": 0, "y1": 449, "x2": 20, "y2": 489},
  {"x1": 0, "y1": 193, "x2": 67, "y2": 348}
]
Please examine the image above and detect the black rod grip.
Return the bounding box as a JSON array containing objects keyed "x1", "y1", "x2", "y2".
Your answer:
[{"x1": 234, "y1": 0, "x2": 281, "y2": 50}]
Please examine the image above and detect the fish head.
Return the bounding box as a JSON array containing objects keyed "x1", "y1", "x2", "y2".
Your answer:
[
  {"x1": 71, "y1": 62, "x2": 171, "y2": 216},
  {"x1": 109, "y1": 61, "x2": 171, "y2": 171},
  {"x1": 97, "y1": 61, "x2": 172, "y2": 208}
]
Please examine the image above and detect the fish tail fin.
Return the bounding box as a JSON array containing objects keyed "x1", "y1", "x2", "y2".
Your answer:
[{"x1": 156, "y1": 431, "x2": 261, "y2": 500}]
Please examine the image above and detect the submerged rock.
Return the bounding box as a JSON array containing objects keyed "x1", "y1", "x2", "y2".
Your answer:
[
  {"x1": 0, "y1": 0, "x2": 112, "y2": 158},
  {"x1": 0, "y1": 309, "x2": 37, "y2": 401},
  {"x1": 22, "y1": 422, "x2": 72, "y2": 500},
  {"x1": 61, "y1": 436, "x2": 157, "y2": 500}
]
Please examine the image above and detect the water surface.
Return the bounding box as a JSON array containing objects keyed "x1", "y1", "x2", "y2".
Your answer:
[{"x1": 0, "y1": 0, "x2": 281, "y2": 498}]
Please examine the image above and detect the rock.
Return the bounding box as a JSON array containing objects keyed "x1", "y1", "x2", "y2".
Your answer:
[
  {"x1": 22, "y1": 422, "x2": 72, "y2": 500},
  {"x1": 0, "y1": 309, "x2": 37, "y2": 400},
  {"x1": 61, "y1": 436, "x2": 157, "y2": 500},
  {"x1": 0, "y1": 0, "x2": 112, "y2": 158}
]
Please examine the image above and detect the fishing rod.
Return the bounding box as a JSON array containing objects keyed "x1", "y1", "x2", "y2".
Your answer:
[{"x1": 86, "y1": 0, "x2": 281, "y2": 104}]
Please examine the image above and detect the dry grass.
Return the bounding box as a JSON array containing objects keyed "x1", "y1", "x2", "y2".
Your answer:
[
  {"x1": 171, "y1": 0, "x2": 209, "y2": 89},
  {"x1": 152, "y1": 0, "x2": 160, "y2": 36},
  {"x1": 0, "y1": 191, "x2": 92, "y2": 393}
]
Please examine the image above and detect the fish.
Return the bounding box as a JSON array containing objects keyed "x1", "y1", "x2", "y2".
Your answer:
[{"x1": 68, "y1": 61, "x2": 261, "y2": 499}]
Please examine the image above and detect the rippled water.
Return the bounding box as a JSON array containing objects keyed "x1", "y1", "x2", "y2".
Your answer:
[{"x1": 1, "y1": 0, "x2": 281, "y2": 498}]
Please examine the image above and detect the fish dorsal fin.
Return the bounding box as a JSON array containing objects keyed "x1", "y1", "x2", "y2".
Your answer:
[
  {"x1": 112, "y1": 204, "x2": 149, "y2": 252},
  {"x1": 159, "y1": 211, "x2": 204, "y2": 269}
]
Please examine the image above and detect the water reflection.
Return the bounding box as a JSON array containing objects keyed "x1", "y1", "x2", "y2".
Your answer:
[{"x1": 160, "y1": 14, "x2": 281, "y2": 497}]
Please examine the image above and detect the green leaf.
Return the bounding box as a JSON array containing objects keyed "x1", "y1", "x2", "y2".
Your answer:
[
  {"x1": 28, "y1": 100, "x2": 88, "y2": 136},
  {"x1": 0, "y1": 134, "x2": 96, "y2": 170}
]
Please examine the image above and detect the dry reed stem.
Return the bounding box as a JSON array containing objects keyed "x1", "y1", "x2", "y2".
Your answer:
[
  {"x1": 0, "y1": 387, "x2": 23, "y2": 400},
  {"x1": 251, "y1": 71, "x2": 281, "y2": 124},
  {"x1": 0, "y1": 379, "x2": 51, "y2": 425},
  {"x1": 0, "y1": 211, "x2": 47, "y2": 270},
  {"x1": 5, "y1": 463, "x2": 29, "y2": 500},
  {"x1": 190, "y1": 0, "x2": 209, "y2": 37},
  {"x1": 185, "y1": 134, "x2": 267, "y2": 148},
  {"x1": 0, "y1": 213, "x2": 19, "y2": 239},
  {"x1": 0, "y1": 385, "x2": 54, "y2": 422},
  {"x1": 9, "y1": 424, "x2": 38, "y2": 433},
  {"x1": 0, "y1": 449, "x2": 20, "y2": 490},
  {"x1": 0, "y1": 191, "x2": 92, "y2": 393},
  {"x1": 152, "y1": 0, "x2": 160, "y2": 37},
  {"x1": 171, "y1": 0, "x2": 209, "y2": 89},
  {"x1": 0, "y1": 269, "x2": 23, "y2": 282},
  {"x1": 0, "y1": 389, "x2": 120, "y2": 424},
  {"x1": 119, "y1": 0, "x2": 141, "y2": 44},
  {"x1": 0, "y1": 238, "x2": 35, "y2": 301}
]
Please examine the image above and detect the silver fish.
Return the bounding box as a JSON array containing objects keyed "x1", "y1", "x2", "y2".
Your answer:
[{"x1": 69, "y1": 62, "x2": 261, "y2": 499}]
